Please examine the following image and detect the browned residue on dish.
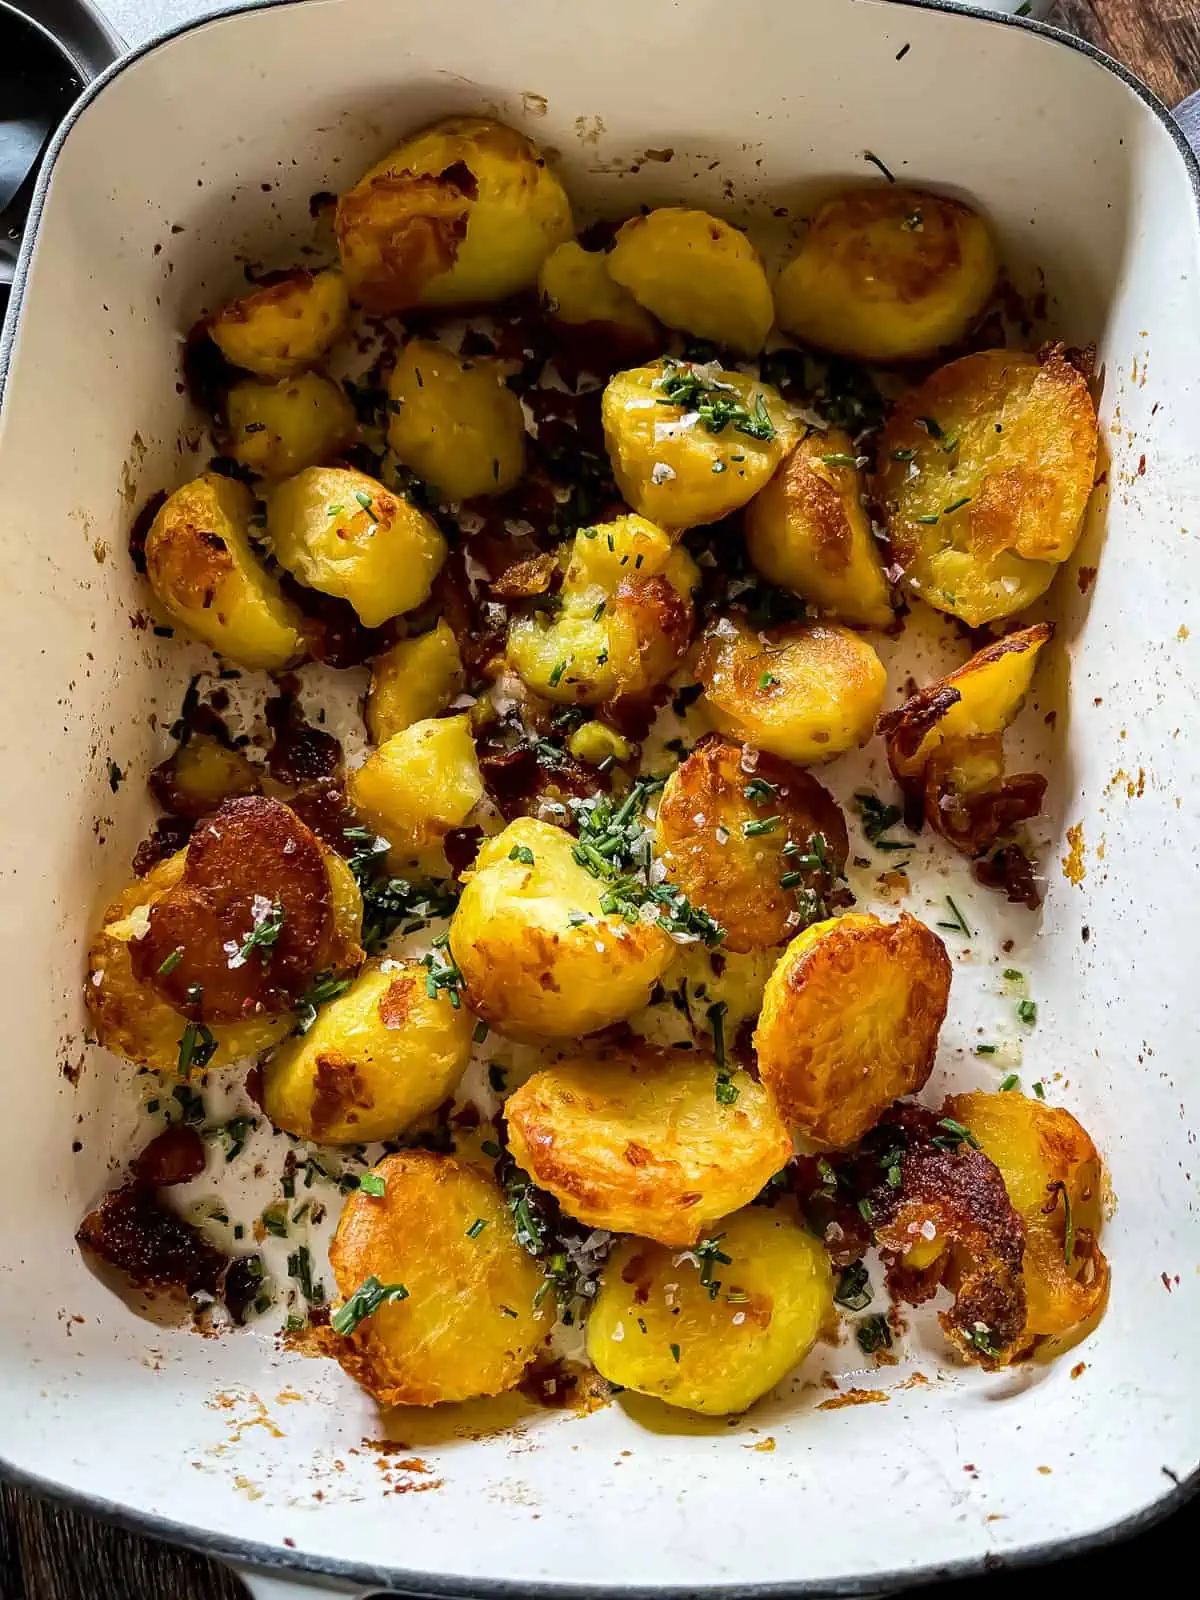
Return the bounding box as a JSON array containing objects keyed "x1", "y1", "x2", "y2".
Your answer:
[
  {"x1": 1070, "y1": 1361, "x2": 1087, "y2": 1380},
  {"x1": 518, "y1": 1353, "x2": 613, "y2": 1413},
  {"x1": 1061, "y1": 823, "x2": 1086, "y2": 886},
  {"x1": 818, "y1": 1388, "x2": 889, "y2": 1410}
]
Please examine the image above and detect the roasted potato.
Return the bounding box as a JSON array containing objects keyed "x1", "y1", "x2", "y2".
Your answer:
[
  {"x1": 607, "y1": 209, "x2": 774, "y2": 354},
  {"x1": 386, "y1": 338, "x2": 526, "y2": 501},
  {"x1": 335, "y1": 116, "x2": 573, "y2": 315},
  {"x1": 876, "y1": 346, "x2": 1098, "y2": 626},
  {"x1": 506, "y1": 514, "x2": 697, "y2": 705},
  {"x1": 696, "y1": 616, "x2": 886, "y2": 765},
  {"x1": 328, "y1": 1151, "x2": 551, "y2": 1405},
  {"x1": 773, "y1": 187, "x2": 998, "y2": 362},
  {"x1": 587, "y1": 1205, "x2": 833, "y2": 1415},
  {"x1": 348, "y1": 714, "x2": 483, "y2": 876},
  {"x1": 221, "y1": 372, "x2": 357, "y2": 481},
  {"x1": 268, "y1": 465, "x2": 447, "y2": 628},
  {"x1": 206, "y1": 268, "x2": 350, "y2": 378},
  {"x1": 601, "y1": 360, "x2": 797, "y2": 530},
  {"x1": 148, "y1": 732, "x2": 261, "y2": 821},
  {"x1": 755, "y1": 912, "x2": 952, "y2": 1148},
  {"x1": 448, "y1": 817, "x2": 674, "y2": 1038},
  {"x1": 144, "y1": 472, "x2": 307, "y2": 672},
  {"x1": 504, "y1": 1047, "x2": 791, "y2": 1245},
  {"x1": 538, "y1": 240, "x2": 659, "y2": 366},
  {"x1": 262, "y1": 959, "x2": 474, "y2": 1144},
  {"x1": 654, "y1": 737, "x2": 848, "y2": 953},
  {"x1": 744, "y1": 427, "x2": 893, "y2": 628},
  {"x1": 365, "y1": 620, "x2": 465, "y2": 743}
]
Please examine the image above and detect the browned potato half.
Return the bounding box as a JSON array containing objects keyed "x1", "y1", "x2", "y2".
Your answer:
[
  {"x1": 538, "y1": 240, "x2": 659, "y2": 367},
  {"x1": 365, "y1": 620, "x2": 465, "y2": 744},
  {"x1": 335, "y1": 116, "x2": 573, "y2": 314},
  {"x1": 206, "y1": 268, "x2": 350, "y2": 378},
  {"x1": 504, "y1": 1047, "x2": 792, "y2": 1245},
  {"x1": 221, "y1": 372, "x2": 357, "y2": 481},
  {"x1": 654, "y1": 737, "x2": 848, "y2": 954},
  {"x1": 755, "y1": 912, "x2": 951, "y2": 1148},
  {"x1": 148, "y1": 732, "x2": 261, "y2": 821},
  {"x1": 744, "y1": 427, "x2": 893, "y2": 628},
  {"x1": 876, "y1": 346, "x2": 1098, "y2": 626},
  {"x1": 773, "y1": 187, "x2": 998, "y2": 362},
  {"x1": 386, "y1": 338, "x2": 526, "y2": 501},
  {"x1": 607, "y1": 208, "x2": 774, "y2": 354},
  {"x1": 328, "y1": 1151, "x2": 551, "y2": 1405},
  {"x1": 696, "y1": 615, "x2": 886, "y2": 765},
  {"x1": 348, "y1": 714, "x2": 483, "y2": 877}
]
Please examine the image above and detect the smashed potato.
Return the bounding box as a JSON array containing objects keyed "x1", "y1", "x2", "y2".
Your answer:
[
  {"x1": 696, "y1": 615, "x2": 886, "y2": 765},
  {"x1": 365, "y1": 620, "x2": 465, "y2": 743},
  {"x1": 335, "y1": 116, "x2": 573, "y2": 314},
  {"x1": 504, "y1": 1047, "x2": 791, "y2": 1245},
  {"x1": 206, "y1": 268, "x2": 350, "y2": 378},
  {"x1": 602, "y1": 359, "x2": 797, "y2": 530},
  {"x1": 268, "y1": 465, "x2": 447, "y2": 628},
  {"x1": 386, "y1": 338, "x2": 526, "y2": 501},
  {"x1": 328, "y1": 1151, "x2": 551, "y2": 1405},
  {"x1": 506, "y1": 514, "x2": 697, "y2": 706},
  {"x1": 143, "y1": 473, "x2": 307, "y2": 672},
  {"x1": 538, "y1": 240, "x2": 659, "y2": 367},
  {"x1": 755, "y1": 912, "x2": 951, "y2": 1148},
  {"x1": 348, "y1": 714, "x2": 483, "y2": 876},
  {"x1": 587, "y1": 1206, "x2": 833, "y2": 1415},
  {"x1": 876, "y1": 346, "x2": 1098, "y2": 626},
  {"x1": 607, "y1": 208, "x2": 773, "y2": 354},
  {"x1": 744, "y1": 427, "x2": 893, "y2": 628},
  {"x1": 221, "y1": 372, "x2": 356, "y2": 481},
  {"x1": 773, "y1": 187, "x2": 998, "y2": 362},
  {"x1": 148, "y1": 732, "x2": 261, "y2": 821},
  {"x1": 448, "y1": 817, "x2": 673, "y2": 1039}
]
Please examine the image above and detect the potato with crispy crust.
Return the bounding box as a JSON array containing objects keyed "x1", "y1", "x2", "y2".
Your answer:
[
  {"x1": 328, "y1": 1151, "x2": 551, "y2": 1406},
  {"x1": 876, "y1": 346, "x2": 1098, "y2": 626},
  {"x1": 538, "y1": 241, "x2": 659, "y2": 368},
  {"x1": 449, "y1": 817, "x2": 673, "y2": 1039},
  {"x1": 221, "y1": 372, "x2": 357, "y2": 481},
  {"x1": 365, "y1": 620, "x2": 465, "y2": 743},
  {"x1": 206, "y1": 268, "x2": 350, "y2": 378},
  {"x1": 607, "y1": 209, "x2": 774, "y2": 354},
  {"x1": 335, "y1": 116, "x2": 573, "y2": 315},
  {"x1": 654, "y1": 737, "x2": 848, "y2": 954},
  {"x1": 744, "y1": 427, "x2": 893, "y2": 628},
  {"x1": 148, "y1": 733, "x2": 261, "y2": 820},
  {"x1": 696, "y1": 615, "x2": 886, "y2": 765},
  {"x1": 773, "y1": 188, "x2": 998, "y2": 363},
  {"x1": 505, "y1": 1047, "x2": 791, "y2": 1245},
  {"x1": 588, "y1": 1205, "x2": 832, "y2": 1415},
  {"x1": 144, "y1": 473, "x2": 307, "y2": 672},
  {"x1": 602, "y1": 360, "x2": 797, "y2": 530},
  {"x1": 755, "y1": 912, "x2": 951, "y2": 1148},
  {"x1": 386, "y1": 338, "x2": 526, "y2": 501},
  {"x1": 348, "y1": 714, "x2": 483, "y2": 876}
]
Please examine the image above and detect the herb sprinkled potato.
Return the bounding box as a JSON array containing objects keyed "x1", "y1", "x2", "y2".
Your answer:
[
  {"x1": 504, "y1": 1047, "x2": 791, "y2": 1245},
  {"x1": 587, "y1": 1206, "x2": 833, "y2": 1415},
  {"x1": 221, "y1": 372, "x2": 357, "y2": 481},
  {"x1": 348, "y1": 714, "x2": 484, "y2": 876},
  {"x1": 206, "y1": 267, "x2": 350, "y2": 378},
  {"x1": 386, "y1": 338, "x2": 526, "y2": 501},
  {"x1": 365, "y1": 620, "x2": 465, "y2": 743},
  {"x1": 328, "y1": 1151, "x2": 551, "y2": 1406},
  {"x1": 538, "y1": 240, "x2": 659, "y2": 366},
  {"x1": 755, "y1": 912, "x2": 952, "y2": 1148}
]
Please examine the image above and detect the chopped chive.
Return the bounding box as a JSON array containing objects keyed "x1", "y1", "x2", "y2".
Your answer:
[
  {"x1": 157, "y1": 947, "x2": 184, "y2": 976},
  {"x1": 466, "y1": 1217, "x2": 488, "y2": 1239},
  {"x1": 548, "y1": 660, "x2": 567, "y2": 688},
  {"x1": 915, "y1": 512, "x2": 940, "y2": 525},
  {"x1": 1017, "y1": 998, "x2": 1038, "y2": 1026},
  {"x1": 1033, "y1": 1080, "x2": 1046, "y2": 1099},
  {"x1": 669, "y1": 1342, "x2": 681, "y2": 1363},
  {"x1": 943, "y1": 495, "x2": 972, "y2": 515},
  {"x1": 509, "y1": 844, "x2": 535, "y2": 866},
  {"x1": 1000, "y1": 1074, "x2": 1020, "y2": 1091},
  {"x1": 473, "y1": 1020, "x2": 489, "y2": 1044},
  {"x1": 936, "y1": 896, "x2": 972, "y2": 937},
  {"x1": 742, "y1": 815, "x2": 781, "y2": 838},
  {"x1": 975, "y1": 1044, "x2": 998, "y2": 1056},
  {"x1": 358, "y1": 1172, "x2": 386, "y2": 1198},
  {"x1": 758, "y1": 670, "x2": 779, "y2": 689}
]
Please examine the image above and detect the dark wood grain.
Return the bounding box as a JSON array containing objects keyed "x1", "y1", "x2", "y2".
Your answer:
[{"x1": 1050, "y1": 0, "x2": 1200, "y2": 105}]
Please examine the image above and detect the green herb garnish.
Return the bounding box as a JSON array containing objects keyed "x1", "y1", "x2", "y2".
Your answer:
[
  {"x1": 509, "y1": 845, "x2": 536, "y2": 866},
  {"x1": 331, "y1": 1274, "x2": 407, "y2": 1335},
  {"x1": 834, "y1": 1260, "x2": 873, "y2": 1311},
  {"x1": 177, "y1": 1022, "x2": 217, "y2": 1075},
  {"x1": 857, "y1": 1314, "x2": 893, "y2": 1353},
  {"x1": 295, "y1": 972, "x2": 352, "y2": 1035},
  {"x1": 466, "y1": 1217, "x2": 488, "y2": 1240},
  {"x1": 358, "y1": 1172, "x2": 386, "y2": 1198},
  {"x1": 937, "y1": 896, "x2": 972, "y2": 937},
  {"x1": 422, "y1": 934, "x2": 464, "y2": 1008},
  {"x1": 235, "y1": 900, "x2": 285, "y2": 965}
]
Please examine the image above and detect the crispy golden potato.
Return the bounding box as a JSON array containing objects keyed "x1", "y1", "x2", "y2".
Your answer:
[
  {"x1": 876, "y1": 346, "x2": 1098, "y2": 626},
  {"x1": 506, "y1": 514, "x2": 697, "y2": 705},
  {"x1": 744, "y1": 427, "x2": 893, "y2": 628},
  {"x1": 386, "y1": 338, "x2": 526, "y2": 501},
  {"x1": 567, "y1": 720, "x2": 632, "y2": 767},
  {"x1": 587, "y1": 1206, "x2": 833, "y2": 1415},
  {"x1": 655, "y1": 737, "x2": 848, "y2": 954},
  {"x1": 221, "y1": 372, "x2": 357, "y2": 481},
  {"x1": 206, "y1": 268, "x2": 350, "y2": 378},
  {"x1": 144, "y1": 473, "x2": 307, "y2": 672},
  {"x1": 755, "y1": 912, "x2": 951, "y2": 1148},
  {"x1": 947, "y1": 1091, "x2": 1109, "y2": 1356},
  {"x1": 268, "y1": 465, "x2": 446, "y2": 628},
  {"x1": 696, "y1": 616, "x2": 886, "y2": 765},
  {"x1": 505, "y1": 1047, "x2": 791, "y2": 1245},
  {"x1": 602, "y1": 360, "x2": 797, "y2": 530},
  {"x1": 773, "y1": 187, "x2": 998, "y2": 362},
  {"x1": 607, "y1": 209, "x2": 773, "y2": 354},
  {"x1": 262, "y1": 959, "x2": 473, "y2": 1144},
  {"x1": 365, "y1": 620, "x2": 465, "y2": 743},
  {"x1": 335, "y1": 116, "x2": 573, "y2": 315},
  {"x1": 328, "y1": 1151, "x2": 551, "y2": 1405},
  {"x1": 148, "y1": 732, "x2": 261, "y2": 821},
  {"x1": 538, "y1": 240, "x2": 659, "y2": 366},
  {"x1": 348, "y1": 714, "x2": 483, "y2": 876},
  {"x1": 448, "y1": 817, "x2": 673, "y2": 1039}
]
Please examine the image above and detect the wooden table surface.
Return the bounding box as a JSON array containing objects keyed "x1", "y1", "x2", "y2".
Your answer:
[{"x1": 3, "y1": 2, "x2": 1198, "y2": 1597}]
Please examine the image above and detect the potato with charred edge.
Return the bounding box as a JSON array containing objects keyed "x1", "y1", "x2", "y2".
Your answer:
[
  {"x1": 696, "y1": 615, "x2": 886, "y2": 765},
  {"x1": 744, "y1": 427, "x2": 893, "y2": 628},
  {"x1": 144, "y1": 473, "x2": 307, "y2": 672},
  {"x1": 505, "y1": 1047, "x2": 792, "y2": 1246},
  {"x1": 654, "y1": 737, "x2": 848, "y2": 954},
  {"x1": 876, "y1": 346, "x2": 1098, "y2": 626},
  {"x1": 221, "y1": 372, "x2": 357, "y2": 481},
  {"x1": 348, "y1": 714, "x2": 484, "y2": 877},
  {"x1": 328, "y1": 1151, "x2": 551, "y2": 1406},
  {"x1": 148, "y1": 733, "x2": 261, "y2": 821},
  {"x1": 365, "y1": 620, "x2": 465, "y2": 744},
  {"x1": 335, "y1": 116, "x2": 573, "y2": 315},
  {"x1": 773, "y1": 187, "x2": 998, "y2": 362},
  {"x1": 386, "y1": 338, "x2": 526, "y2": 501},
  {"x1": 206, "y1": 268, "x2": 350, "y2": 378},
  {"x1": 538, "y1": 240, "x2": 659, "y2": 369},
  {"x1": 449, "y1": 817, "x2": 674, "y2": 1039},
  {"x1": 755, "y1": 912, "x2": 951, "y2": 1148}
]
